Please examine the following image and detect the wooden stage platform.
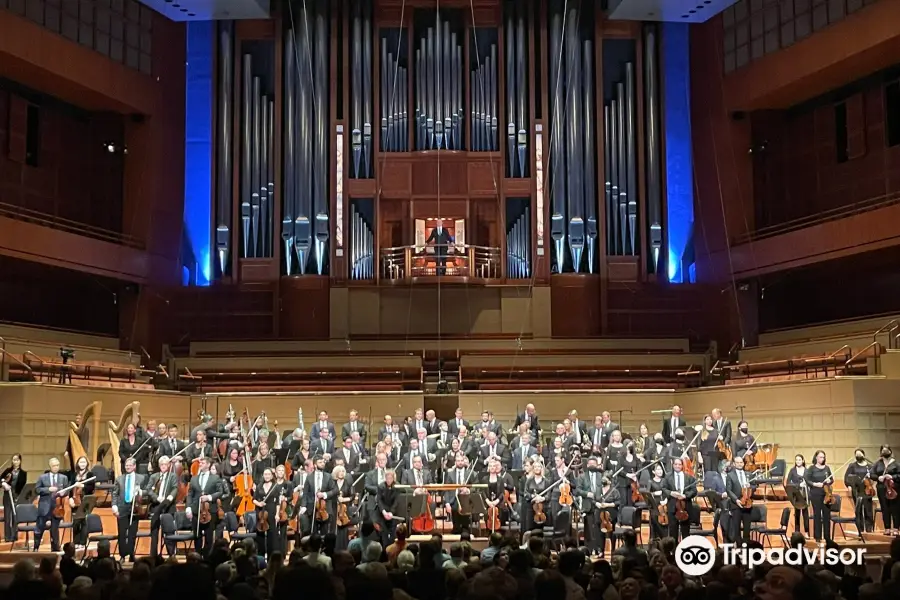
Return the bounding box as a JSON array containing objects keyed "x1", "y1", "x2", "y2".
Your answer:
[{"x1": 0, "y1": 487, "x2": 892, "y2": 570}]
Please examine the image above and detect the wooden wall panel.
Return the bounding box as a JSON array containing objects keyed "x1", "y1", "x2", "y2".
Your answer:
[
  {"x1": 549, "y1": 274, "x2": 601, "y2": 337},
  {"x1": 279, "y1": 276, "x2": 331, "y2": 340}
]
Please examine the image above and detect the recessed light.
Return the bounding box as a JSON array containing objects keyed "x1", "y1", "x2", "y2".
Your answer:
[
  {"x1": 689, "y1": 10, "x2": 696, "y2": 13},
  {"x1": 180, "y1": 7, "x2": 188, "y2": 11},
  {"x1": 682, "y1": 14, "x2": 690, "y2": 18},
  {"x1": 188, "y1": 12, "x2": 195, "y2": 17}
]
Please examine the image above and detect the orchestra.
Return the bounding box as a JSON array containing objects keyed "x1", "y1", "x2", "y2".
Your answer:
[{"x1": 8, "y1": 403, "x2": 899, "y2": 560}]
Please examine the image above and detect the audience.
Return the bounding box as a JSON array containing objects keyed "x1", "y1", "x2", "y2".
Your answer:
[{"x1": 3, "y1": 523, "x2": 898, "y2": 600}]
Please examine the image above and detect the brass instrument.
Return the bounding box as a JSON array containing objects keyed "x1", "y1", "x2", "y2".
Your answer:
[{"x1": 634, "y1": 435, "x2": 646, "y2": 457}]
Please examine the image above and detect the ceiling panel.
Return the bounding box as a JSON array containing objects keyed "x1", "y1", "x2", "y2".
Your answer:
[
  {"x1": 137, "y1": 0, "x2": 270, "y2": 21},
  {"x1": 607, "y1": 0, "x2": 741, "y2": 23}
]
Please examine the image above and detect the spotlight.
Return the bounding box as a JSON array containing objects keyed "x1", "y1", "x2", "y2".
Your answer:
[{"x1": 105, "y1": 142, "x2": 116, "y2": 153}]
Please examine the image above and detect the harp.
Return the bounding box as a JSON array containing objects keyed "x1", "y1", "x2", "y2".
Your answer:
[
  {"x1": 67, "y1": 401, "x2": 102, "y2": 471},
  {"x1": 108, "y1": 401, "x2": 140, "y2": 478}
]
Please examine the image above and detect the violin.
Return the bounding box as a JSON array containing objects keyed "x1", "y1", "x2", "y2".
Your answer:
[
  {"x1": 337, "y1": 497, "x2": 351, "y2": 527},
  {"x1": 739, "y1": 486, "x2": 753, "y2": 509},
  {"x1": 216, "y1": 498, "x2": 225, "y2": 520},
  {"x1": 53, "y1": 494, "x2": 67, "y2": 519},
  {"x1": 630, "y1": 478, "x2": 642, "y2": 504},
  {"x1": 257, "y1": 506, "x2": 270, "y2": 532},
  {"x1": 72, "y1": 484, "x2": 85, "y2": 508},
  {"x1": 278, "y1": 493, "x2": 289, "y2": 523},
  {"x1": 599, "y1": 509, "x2": 614, "y2": 534},
  {"x1": 743, "y1": 450, "x2": 757, "y2": 471},
  {"x1": 533, "y1": 500, "x2": 547, "y2": 525},
  {"x1": 681, "y1": 457, "x2": 695, "y2": 477},
  {"x1": 658, "y1": 507, "x2": 669, "y2": 527},
  {"x1": 887, "y1": 477, "x2": 898, "y2": 500},
  {"x1": 864, "y1": 476, "x2": 876, "y2": 497},
  {"x1": 315, "y1": 496, "x2": 330, "y2": 522},
  {"x1": 199, "y1": 499, "x2": 212, "y2": 524},
  {"x1": 823, "y1": 475, "x2": 835, "y2": 505}
]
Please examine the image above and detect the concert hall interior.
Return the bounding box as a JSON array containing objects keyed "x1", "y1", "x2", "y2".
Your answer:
[{"x1": 2, "y1": 0, "x2": 900, "y2": 578}]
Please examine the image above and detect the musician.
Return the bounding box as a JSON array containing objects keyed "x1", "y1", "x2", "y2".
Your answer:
[
  {"x1": 662, "y1": 457, "x2": 696, "y2": 541},
  {"x1": 603, "y1": 431, "x2": 626, "y2": 472},
  {"x1": 577, "y1": 457, "x2": 604, "y2": 556},
  {"x1": 68, "y1": 456, "x2": 94, "y2": 548},
  {"x1": 479, "y1": 431, "x2": 510, "y2": 469},
  {"x1": 336, "y1": 437, "x2": 361, "y2": 474},
  {"x1": 661, "y1": 405, "x2": 686, "y2": 444},
  {"x1": 594, "y1": 475, "x2": 621, "y2": 558},
  {"x1": 711, "y1": 408, "x2": 732, "y2": 452},
  {"x1": 1, "y1": 454, "x2": 26, "y2": 543},
  {"x1": 445, "y1": 453, "x2": 473, "y2": 533},
  {"x1": 271, "y1": 465, "x2": 291, "y2": 549},
  {"x1": 119, "y1": 423, "x2": 150, "y2": 474},
  {"x1": 616, "y1": 442, "x2": 640, "y2": 507},
  {"x1": 514, "y1": 404, "x2": 540, "y2": 437},
  {"x1": 804, "y1": 450, "x2": 834, "y2": 543},
  {"x1": 312, "y1": 428, "x2": 335, "y2": 464},
  {"x1": 553, "y1": 423, "x2": 575, "y2": 450},
  {"x1": 341, "y1": 410, "x2": 367, "y2": 445},
  {"x1": 310, "y1": 411, "x2": 337, "y2": 441},
  {"x1": 512, "y1": 433, "x2": 536, "y2": 471},
  {"x1": 328, "y1": 465, "x2": 353, "y2": 550},
  {"x1": 448, "y1": 408, "x2": 469, "y2": 435},
  {"x1": 641, "y1": 462, "x2": 668, "y2": 541},
  {"x1": 289, "y1": 459, "x2": 314, "y2": 538},
  {"x1": 425, "y1": 410, "x2": 441, "y2": 435},
  {"x1": 549, "y1": 454, "x2": 575, "y2": 520},
  {"x1": 476, "y1": 410, "x2": 504, "y2": 438},
  {"x1": 567, "y1": 410, "x2": 587, "y2": 447},
  {"x1": 704, "y1": 462, "x2": 732, "y2": 543},
  {"x1": 350, "y1": 431, "x2": 368, "y2": 461},
  {"x1": 524, "y1": 464, "x2": 552, "y2": 532},
  {"x1": 185, "y1": 456, "x2": 223, "y2": 555},
  {"x1": 543, "y1": 437, "x2": 567, "y2": 465},
  {"x1": 401, "y1": 455, "x2": 433, "y2": 488},
  {"x1": 586, "y1": 416, "x2": 606, "y2": 454},
  {"x1": 185, "y1": 430, "x2": 213, "y2": 466},
  {"x1": 221, "y1": 447, "x2": 243, "y2": 484},
  {"x1": 304, "y1": 456, "x2": 335, "y2": 536},
  {"x1": 376, "y1": 469, "x2": 400, "y2": 547},
  {"x1": 843, "y1": 448, "x2": 875, "y2": 534},
  {"x1": 665, "y1": 429, "x2": 691, "y2": 470},
  {"x1": 435, "y1": 421, "x2": 453, "y2": 450},
  {"x1": 644, "y1": 434, "x2": 668, "y2": 470},
  {"x1": 290, "y1": 438, "x2": 313, "y2": 471},
  {"x1": 384, "y1": 435, "x2": 403, "y2": 469},
  {"x1": 157, "y1": 424, "x2": 186, "y2": 458},
  {"x1": 875, "y1": 445, "x2": 900, "y2": 535},
  {"x1": 443, "y1": 439, "x2": 464, "y2": 471},
  {"x1": 634, "y1": 424, "x2": 652, "y2": 463},
  {"x1": 254, "y1": 468, "x2": 282, "y2": 557},
  {"x1": 34, "y1": 457, "x2": 68, "y2": 552},
  {"x1": 485, "y1": 458, "x2": 515, "y2": 528},
  {"x1": 146, "y1": 456, "x2": 178, "y2": 557},
  {"x1": 401, "y1": 438, "x2": 427, "y2": 476},
  {"x1": 725, "y1": 456, "x2": 756, "y2": 543},
  {"x1": 111, "y1": 457, "x2": 146, "y2": 563},
  {"x1": 732, "y1": 421, "x2": 756, "y2": 460},
  {"x1": 785, "y1": 454, "x2": 810, "y2": 535},
  {"x1": 698, "y1": 415, "x2": 719, "y2": 478},
  {"x1": 252, "y1": 442, "x2": 278, "y2": 481}
]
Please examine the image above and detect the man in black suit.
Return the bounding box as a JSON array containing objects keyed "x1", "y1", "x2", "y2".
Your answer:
[
  {"x1": 448, "y1": 408, "x2": 469, "y2": 436},
  {"x1": 426, "y1": 220, "x2": 454, "y2": 275},
  {"x1": 312, "y1": 428, "x2": 335, "y2": 463},
  {"x1": 726, "y1": 456, "x2": 756, "y2": 543},
  {"x1": 479, "y1": 432, "x2": 510, "y2": 471},
  {"x1": 425, "y1": 410, "x2": 441, "y2": 436},
  {"x1": 112, "y1": 457, "x2": 147, "y2": 563},
  {"x1": 568, "y1": 410, "x2": 588, "y2": 447},
  {"x1": 514, "y1": 404, "x2": 540, "y2": 438},
  {"x1": 341, "y1": 410, "x2": 367, "y2": 446},
  {"x1": 662, "y1": 457, "x2": 697, "y2": 542},
  {"x1": 147, "y1": 456, "x2": 178, "y2": 557},
  {"x1": 662, "y1": 405, "x2": 687, "y2": 444},
  {"x1": 703, "y1": 464, "x2": 732, "y2": 543},
  {"x1": 336, "y1": 437, "x2": 361, "y2": 473},
  {"x1": 303, "y1": 457, "x2": 336, "y2": 536},
  {"x1": 34, "y1": 457, "x2": 69, "y2": 552},
  {"x1": 363, "y1": 453, "x2": 389, "y2": 522},
  {"x1": 511, "y1": 433, "x2": 536, "y2": 470},
  {"x1": 310, "y1": 411, "x2": 337, "y2": 441},
  {"x1": 185, "y1": 456, "x2": 223, "y2": 555},
  {"x1": 400, "y1": 455, "x2": 433, "y2": 488}
]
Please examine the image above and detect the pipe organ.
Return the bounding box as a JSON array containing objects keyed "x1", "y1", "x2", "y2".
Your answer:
[{"x1": 208, "y1": 0, "x2": 670, "y2": 293}]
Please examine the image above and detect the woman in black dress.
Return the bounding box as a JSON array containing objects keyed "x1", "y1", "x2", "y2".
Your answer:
[
  {"x1": 332, "y1": 465, "x2": 354, "y2": 550},
  {"x1": 483, "y1": 459, "x2": 515, "y2": 528},
  {"x1": 376, "y1": 469, "x2": 399, "y2": 547},
  {"x1": 843, "y1": 449, "x2": 875, "y2": 533},
  {"x1": 804, "y1": 450, "x2": 834, "y2": 543},
  {"x1": 731, "y1": 421, "x2": 756, "y2": 465},
  {"x1": 785, "y1": 454, "x2": 810, "y2": 535},
  {"x1": 874, "y1": 444, "x2": 900, "y2": 534},
  {"x1": 641, "y1": 462, "x2": 668, "y2": 541},
  {"x1": 253, "y1": 468, "x2": 282, "y2": 557},
  {"x1": 119, "y1": 423, "x2": 149, "y2": 473},
  {"x1": 524, "y1": 464, "x2": 553, "y2": 533},
  {"x1": 698, "y1": 415, "x2": 719, "y2": 478},
  {"x1": 616, "y1": 443, "x2": 639, "y2": 507},
  {"x1": 1, "y1": 454, "x2": 26, "y2": 543},
  {"x1": 69, "y1": 455, "x2": 95, "y2": 547}
]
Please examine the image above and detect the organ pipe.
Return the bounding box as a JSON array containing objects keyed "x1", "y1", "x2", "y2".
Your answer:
[
  {"x1": 583, "y1": 40, "x2": 597, "y2": 275},
  {"x1": 215, "y1": 21, "x2": 233, "y2": 277},
  {"x1": 351, "y1": 1, "x2": 363, "y2": 175},
  {"x1": 515, "y1": 7, "x2": 527, "y2": 176},
  {"x1": 604, "y1": 104, "x2": 613, "y2": 256},
  {"x1": 616, "y1": 82, "x2": 627, "y2": 254},
  {"x1": 362, "y1": 0, "x2": 373, "y2": 176},
  {"x1": 250, "y1": 76, "x2": 261, "y2": 258},
  {"x1": 564, "y1": 7, "x2": 583, "y2": 272},
  {"x1": 644, "y1": 25, "x2": 663, "y2": 273},
  {"x1": 282, "y1": 29, "x2": 296, "y2": 275},
  {"x1": 547, "y1": 4, "x2": 565, "y2": 273},
  {"x1": 415, "y1": 15, "x2": 463, "y2": 151},
  {"x1": 240, "y1": 54, "x2": 252, "y2": 259},
  {"x1": 350, "y1": 203, "x2": 374, "y2": 280},
  {"x1": 625, "y1": 62, "x2": 638, "y2": 256},
  {"x1": 295, "y1": 8, "x2": 312, "y2": 274},
  {"x1": 505, "y1": 7, "x2": 515, "y2": 175},
  {"x1": 503, "y1": 1, "x2": 528, "y2": 176},
  {"x1": 313, "y1": 0, "x2": 329, "y2": 276}
]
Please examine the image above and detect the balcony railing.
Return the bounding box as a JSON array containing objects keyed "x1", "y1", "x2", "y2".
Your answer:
[
  {"x1": 0, "y1": 201, "x2": 145, "y2": 249},
  {"x1": 381, "y1": 244, "x2": 502, "y2": 281}
]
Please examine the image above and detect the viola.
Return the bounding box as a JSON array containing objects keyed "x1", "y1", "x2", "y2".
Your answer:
[
  {"x1": 278, "y1": 493, "x2": 289, "y2": 523},
  {"x1": 257, "y1": 507, "x2": 270, "y2": 532},
  {"x1": 558, "y1": 480, "x2": 573, "y2": 506},
  {"x1": 72, "y1": 484, "x2": 84, "y2": 508},
  {"x1": 599, "y1": 510, "x2": 614, "y2": 534},
  {"x1": 823, "y1": 482, "x2": 835, "y2": 505},
  {"x1": 743, "y1": 451, "x2": 757, "y2": 471},
  {"x1": 190, "y1": 458, "x2": 202, "y2": 477},
  {"x1": 674, "y1": 498, "x2": 689, "y2": 522},
  {"x1": 337, "y1": 499, "x2": 351, "y2": 527},
  {"x1": 887, "y1": 477, "x2": 898, "y2": 500},
  {"x1": 216, "y1": 498, "x2": 225, "y2": 520}
]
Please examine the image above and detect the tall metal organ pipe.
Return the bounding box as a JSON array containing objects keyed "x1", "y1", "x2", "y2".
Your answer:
[
  {"x1": 259, "y1": 94, "x2": 268, "y2": 257},
  {"x1": 215, "y1": 21, "x2": 233, "y2": 276},
  {"x1": 240, "y1": 54, "x2": 252, "y2": 259},
  {"x1": 362, "y1": 0, "x2": 373, "y2": 174},
  {"x1": 616, "y1": 82, "x2": 627, "y2": 255},
  {"x1": 582, "y1": 40, "x2": 597, "y2": 275},
  {"x1": 547, "y1": 4, "x2": 565, "y2": 273},
  {"x1": 313, "y1": 0, "x2": 329, "y2": 276},
  {"x1": 603, "y1": 104, "x2": 613, "y2": 256},
  {"x1": 282, "y1": 29, "x2": 296, "y2": 275},
  {"x1": 505, "y1": 8, "x2": 515, "y2": 174},
  {"x1": 515, "y1": 7, "x2": 527, "y2": 176},
  {"x1": 564, "y1": 7, "x2": 583, "y2": 272},
  {"x1": 416, "y1": 17, "x2": 463, "y2": 151},
  {"x1": 350, "y1": 2, "x2": 363, "y2": 176},
  {"x1": 250, "y1": 76, "x2": 261, "y2": 258},
  {"x1": 644, "y1": 25, "x2": 663, "y2": 272},
  {"x1": 625, "y1": 62, "x2": 638, "y2": 257}
]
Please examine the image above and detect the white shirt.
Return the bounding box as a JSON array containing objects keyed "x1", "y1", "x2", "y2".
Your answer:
[
  {"x1": 351, "y1": 421, "x2": 357, "y2": 431},
  {"x1": 415, "y1": 470, "x2": 422, "y2": 486},
  {"x1": 737, "y1": 470, "x2": 747, "y2": 487},
  {"x1": 573, "y1": 422, "x2": 581, "y2": 443},
  {"x1": 315, "y1": 472, "x2": 322, "y2": 492},
  {"x1": 676, "y1": 472, "x2": 684, "y2": 493},
  {"x1": 199, "y1": 472, "x2": 208, "y2": 491},
  {"x1": 594, "y1": 429, "x2": 601, "y2": 445},
  {"x1": 377, "y1": 469, "x2": 384, "y2": 484},
  {"x1": 671, "y1": 418, "x2": 678, "y2": 435}
]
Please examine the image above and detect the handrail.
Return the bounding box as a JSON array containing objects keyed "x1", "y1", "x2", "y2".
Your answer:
[
  {"x1": 733, "y1": 190, "x2": 900, "y2": 245},
  {"x1": 382, "y1": 243, "x2": 499, "y2": 252},
  {"x1": 0, "y1": 201, "x2": 145, "y2": 249},
  {"x1": 845, "y1": 342, "x2": 882, "y2": 367},
  {"x1": 0, "y1": 349, "x2": 32, "y2": 374},
  {"x1": 709, "y1": 359, "x2": 723, "y2": 375},
  {"x1": 826, "y1": 345, "x2": 851, "y2": 360},
  {"x1": 873, "y1": 320, "x2": 898, "y2": 341},
  {"x1": 0, "y1": 332, "x2": 136, "y2": 358},
  {"x1": 24, "y1": 351, "x2": 44, "y2": 364}
]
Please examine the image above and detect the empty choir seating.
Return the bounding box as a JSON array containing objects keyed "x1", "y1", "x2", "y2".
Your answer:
[
  {"x1": 172, "y1": 354, "x2": 423, "y2": 392},
  {"x1": 459, "y1": 348, "x2": 706, "y2": 390},
  {"x1": 0, "y1": 324, "x2": 152, "y2": 390}
]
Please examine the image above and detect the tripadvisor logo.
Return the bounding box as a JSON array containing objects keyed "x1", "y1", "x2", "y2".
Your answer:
[{"x1": 675, "y1": 536, "x2": 866, "y2": 576}]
